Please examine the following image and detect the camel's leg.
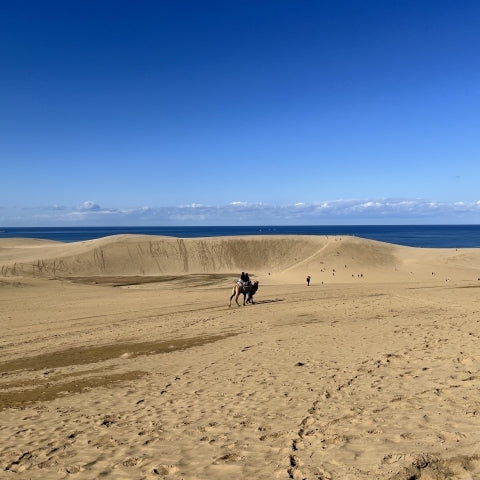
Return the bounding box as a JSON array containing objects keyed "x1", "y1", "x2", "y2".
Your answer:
[
  {"x1": 230, "y1": 286, "x2": 241, "y2": 307},
  {"x1": 229, "y1": 287, "x2": 236, "y2": 307}
]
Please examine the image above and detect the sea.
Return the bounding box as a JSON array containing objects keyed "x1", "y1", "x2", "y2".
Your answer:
[{"x1": 1, "y1": 225, "x2": 480, "y2": 248}]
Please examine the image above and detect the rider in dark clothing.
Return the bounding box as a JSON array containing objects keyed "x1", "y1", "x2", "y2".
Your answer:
[{"x1": 240, "y1": 272, "x2": 251, "y2": 290}]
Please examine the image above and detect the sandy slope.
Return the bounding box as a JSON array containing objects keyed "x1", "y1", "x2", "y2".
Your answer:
[
  {"x1": 1, "y1": 234, "x2": 479, "y2": 283},
  {"x1": 1, "y1": 235, "x2": 480, "y2": 479}
]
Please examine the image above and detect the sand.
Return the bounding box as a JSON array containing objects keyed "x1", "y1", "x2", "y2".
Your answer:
[{"x1": 1, "y1": 234, "x2": 480, "y2": 479}]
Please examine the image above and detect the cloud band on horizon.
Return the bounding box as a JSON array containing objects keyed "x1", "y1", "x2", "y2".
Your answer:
[{"x1": 1, "y1": 198, "x2": 480, "y2": 226}]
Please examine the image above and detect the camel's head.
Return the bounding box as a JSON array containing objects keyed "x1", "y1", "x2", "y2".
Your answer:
[{"x1": 251, "y1": 281, "x2": 259, "y2": 295}]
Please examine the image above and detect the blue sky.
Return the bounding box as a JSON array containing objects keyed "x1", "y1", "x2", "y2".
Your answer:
[{"x1": 1, "y1": 0, "x2": 480, "y2": 226}]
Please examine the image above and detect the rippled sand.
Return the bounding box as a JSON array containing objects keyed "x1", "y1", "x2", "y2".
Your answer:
[{"x1": 1, "y1": 235, "x2": 480, "y2": 479}]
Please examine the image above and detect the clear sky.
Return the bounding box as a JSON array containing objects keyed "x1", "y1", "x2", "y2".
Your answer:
[{"x1": 1, "y1": 0, "x2": 480, "y2": 226}]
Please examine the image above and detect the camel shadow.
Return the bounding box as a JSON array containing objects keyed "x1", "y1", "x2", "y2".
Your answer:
[{"x1": 250, "y1": 298, "x2": 285, "y2": 305}]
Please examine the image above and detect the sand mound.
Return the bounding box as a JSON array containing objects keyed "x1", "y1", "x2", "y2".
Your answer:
[
  {"x1": 0, "y1": 234, "x2": 322, "y2": 277},
  {"x1": 2, "y1": 235, "x2": 480, "y2": 479},
  {"x1": 1, "y1": 234, "x2": 479, "y2": 284},
  {"x1": 0, "y1": 238, "x2": 62, "y2": 247}
]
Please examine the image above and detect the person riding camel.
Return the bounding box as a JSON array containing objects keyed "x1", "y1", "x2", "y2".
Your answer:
[{"x1": 239, "y1": 272, "x2": 251, "y2": 290}]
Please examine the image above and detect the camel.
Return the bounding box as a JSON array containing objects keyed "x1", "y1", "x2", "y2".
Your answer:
[{"x1": 229, "y1": 280, "x2": 259, "y2": 307}]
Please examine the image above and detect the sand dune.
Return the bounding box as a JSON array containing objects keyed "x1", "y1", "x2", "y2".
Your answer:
[
  {"x1": 1, "y1": 235, "x2": 480, "y2": 479},
  {"x1": 0, "y1": 234, "x2": 327, "y2": 278},
  {"x1": 1, "y1": 234, "x2": 479, "y2": 284}
]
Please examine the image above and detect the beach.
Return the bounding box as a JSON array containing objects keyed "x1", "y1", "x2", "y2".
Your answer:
[{"x1": 1, "y1": 234, "x2": 480, "y2": 479}]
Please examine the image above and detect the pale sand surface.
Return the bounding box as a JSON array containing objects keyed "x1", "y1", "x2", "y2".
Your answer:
[{"x1": 1, "y1": 235, "x2": 480, "y2": 479}]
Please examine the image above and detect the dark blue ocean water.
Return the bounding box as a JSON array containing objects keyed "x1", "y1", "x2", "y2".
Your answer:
[{"x1": 1, "y1": 225, "x2": 480, "y2": 248}]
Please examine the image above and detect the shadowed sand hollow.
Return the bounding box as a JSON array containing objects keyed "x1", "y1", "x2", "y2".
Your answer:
[{"x1": 1, "y1": 235, "x2": 480, "y2": 479}]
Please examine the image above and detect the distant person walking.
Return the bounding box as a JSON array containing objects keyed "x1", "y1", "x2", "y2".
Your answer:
[{"x1": 306, "y1": 275, "x2": 311, "y2": 286}]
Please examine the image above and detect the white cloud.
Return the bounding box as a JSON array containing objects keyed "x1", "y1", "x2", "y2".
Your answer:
[
  {"x1": 78, "y1": 201, "x2": 101, "y2": 211},
  {"x1": 229, "y1": 201, "x2": 263, "y2": 207},
  {"x1": 178, "y1": 203, "x2": 206, "y2": 209},
  {"x1": 2, "y1": 198, "x2": 480, "y2": 226}
]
